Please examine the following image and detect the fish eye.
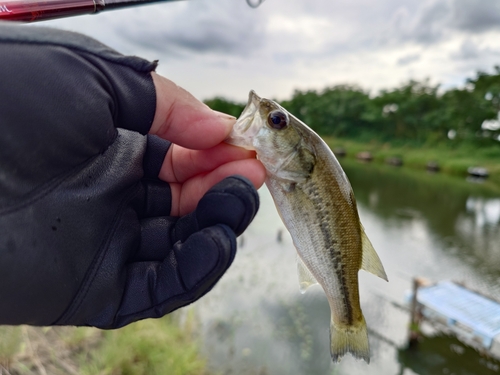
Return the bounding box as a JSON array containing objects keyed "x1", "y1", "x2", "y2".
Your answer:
[{"x1": 267, "y1": 110, "x2": 289, "y2": 130}]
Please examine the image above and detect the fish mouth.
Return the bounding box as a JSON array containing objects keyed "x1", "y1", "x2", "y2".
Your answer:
[{"x1": 225, "y1": 90, "x2": 262, "y2": 150}]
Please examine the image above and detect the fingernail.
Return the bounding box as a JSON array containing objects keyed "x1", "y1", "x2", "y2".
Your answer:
[{"x1": 213, "y1": 110, "x2": 237, "y2": 120}]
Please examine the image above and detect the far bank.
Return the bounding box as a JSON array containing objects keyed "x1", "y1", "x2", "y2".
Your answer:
[{"x1": 324, "y1": 137, "x2": 500, "y2": 188}]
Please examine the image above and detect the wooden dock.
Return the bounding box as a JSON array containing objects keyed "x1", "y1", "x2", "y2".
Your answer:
[{"x1": 408, "y1": 278, "x2": 500, "y2": 360}]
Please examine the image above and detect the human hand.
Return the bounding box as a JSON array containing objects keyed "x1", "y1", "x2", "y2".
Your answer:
[
  {"x1": 0, "y1": 24, "x2": 265, "y2": 328},
  {"x1": 150, "y1": 72, "x2": 266, "y2": 216}
]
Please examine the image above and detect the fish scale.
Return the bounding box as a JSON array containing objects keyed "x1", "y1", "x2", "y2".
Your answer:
[
  {"x1": 297, "y1": 165, "x2": 362, "y2": 325},
  {"x1": 226, "y1": 90, "x2": 388, "y2": 363}
]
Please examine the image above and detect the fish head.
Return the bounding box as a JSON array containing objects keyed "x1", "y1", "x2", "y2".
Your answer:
[{"x1": 226, "y1": 90, "x2": 311, "y2": 179}]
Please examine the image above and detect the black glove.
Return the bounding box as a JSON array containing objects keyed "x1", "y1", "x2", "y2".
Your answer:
[{"x1": 0, "y1": 24, "x2": 259, "y2": 328}]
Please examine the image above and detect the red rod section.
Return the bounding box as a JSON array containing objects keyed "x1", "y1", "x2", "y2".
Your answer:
[{"x1": 0, "y1": 0, "x2": 102, "y2": 22}]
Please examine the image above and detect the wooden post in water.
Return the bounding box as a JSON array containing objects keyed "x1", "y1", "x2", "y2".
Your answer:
[
  {"x1": 276, "y1": 229, "x2": 283, "y2": 243},
  {"x1": 407, "y1": 277, "x2": 425, "y2": 350}
]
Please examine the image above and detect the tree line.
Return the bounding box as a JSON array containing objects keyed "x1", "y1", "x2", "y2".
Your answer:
[{"x1": 205, "y1": 66, "x2": 500, "y2": 145}]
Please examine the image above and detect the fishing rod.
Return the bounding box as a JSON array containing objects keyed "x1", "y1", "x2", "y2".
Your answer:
[{"x1": 0, "y1": 0, "x2": 265, "y2": 23}]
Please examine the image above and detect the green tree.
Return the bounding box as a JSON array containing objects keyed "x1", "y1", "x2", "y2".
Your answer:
[
  {"x1": 469, "y1": 65, "x2": 500, "y2": 111},
  {"x1": 282, "y1": 85, "x2": 372, "y2": 137},
  {"x1": 203, "y1": 65, "x2": 500, "y2": 145},
  {"x1": 466, "y1": 66, "x2": 500, "y2": 141},
  {"x1": 368, "y1": 80, "x2": 442, "y2": 142},
  {"x1": 204, "y1": 97, "x2": 245, "y2": 118},
  {"x1": 438, "y1": 88, "x2": 483, "y2": 141}
]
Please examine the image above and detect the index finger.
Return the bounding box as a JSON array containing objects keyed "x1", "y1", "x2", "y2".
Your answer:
[{"x1": 149, "y1": 73, "x2": 236, "y2": 150}]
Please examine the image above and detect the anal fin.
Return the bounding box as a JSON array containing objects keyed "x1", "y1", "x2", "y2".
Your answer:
[{"x1": 297, "y1": 255, "x2": 318, "y2": 294}]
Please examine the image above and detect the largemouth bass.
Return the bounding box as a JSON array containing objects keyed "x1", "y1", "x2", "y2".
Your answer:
[{"x1": 226, "y1": 91, "x2": 388, "y2": 363}]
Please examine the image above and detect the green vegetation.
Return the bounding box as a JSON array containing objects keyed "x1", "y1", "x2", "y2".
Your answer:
[
  {"x1": 280, "y1": 67, "x2": 500, "y2": 144},
  {"x1": 324, "y1": 137, "x2": 500, "y2": 187},
  {"x1": 204, "y1": 97, "x2": 245, "y2": 118},
  {"x1": 0, "y1": 313, "x2": 210, "y2": 375},
  {"x1": 205, "y1": 66, "x2": 500, "y2": 184},
  {"x1": 206, "y1": 67, "x2": 500, "y2": 145}
]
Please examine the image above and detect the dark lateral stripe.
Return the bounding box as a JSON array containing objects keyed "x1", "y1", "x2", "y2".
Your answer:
[{"x1": 306, "y1": 182, "x2": 354, "y2": 325}]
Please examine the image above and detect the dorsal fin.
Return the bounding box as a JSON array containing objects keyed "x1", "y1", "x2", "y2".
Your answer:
[{"x1": 360, "y1": 226, "x2": 388, "y2": 281}]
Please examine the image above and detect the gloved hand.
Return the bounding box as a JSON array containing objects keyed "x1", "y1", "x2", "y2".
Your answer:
[{"x1": 0, "y1": 24, "x2": 265, "y2": 328}]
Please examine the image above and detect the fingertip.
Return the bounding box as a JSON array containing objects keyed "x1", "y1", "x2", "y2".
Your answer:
[
  {"x1": 250, "y1": 159, "x2": 267, "y2": 190},
  {"x1": 174, "y1": 224, "x2": 236, "y2": 291},
  {"x1": 174, "y1": 159, "x2": 266, "y2": 216},
  {"x1": 196, "y1": 176, "x2": 260, "y2": 236},
  {"x1": 229, "y1": 158, "x2": 267, "y2": 192}
]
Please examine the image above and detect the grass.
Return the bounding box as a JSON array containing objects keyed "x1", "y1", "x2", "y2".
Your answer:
[
  {"x1": 81, "y1": 313, "x2": 208, "y2": 375},
  {"x1": 0, "y1": 312, "x2": 210, "y2": 375},
  {"x1": 325, "y1": 137, "x2": 500, "y2": 186}
]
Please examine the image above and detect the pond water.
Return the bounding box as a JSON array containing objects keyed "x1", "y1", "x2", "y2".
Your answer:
[{"x1": 192, "y1": 159, "x2": 500, "y2": 375}]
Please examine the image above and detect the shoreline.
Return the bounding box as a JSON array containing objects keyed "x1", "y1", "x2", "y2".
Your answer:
[{"x1": 324, "y1": 137, "x2": 500, "y2": 188}]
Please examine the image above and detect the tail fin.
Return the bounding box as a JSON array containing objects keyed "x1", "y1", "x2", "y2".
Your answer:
[{"x1": 330, "y1": 316, "x2": 370, "y2": 363}]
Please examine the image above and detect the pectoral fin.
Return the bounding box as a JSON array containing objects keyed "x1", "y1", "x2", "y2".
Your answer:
[
  {"x1": 297, "y1": 255, "x2": 318, "y2": 293},
  {"x1": 360, "y1": 226, "x2": 388, "y2": 281}
]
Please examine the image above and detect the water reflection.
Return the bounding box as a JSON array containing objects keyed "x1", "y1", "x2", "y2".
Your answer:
[
  {"x1": 342, "y1": 159, "x2": 500, "y2": 297},
  {"x1": 397, "y1": 335, "x2": 500, "y2": 375},
  {"x1": 192, "y1": 159, "x2": 500, "y2": 375},
  {"x1": 466, "y1": 197, "x2": 500, "y2": 227}
]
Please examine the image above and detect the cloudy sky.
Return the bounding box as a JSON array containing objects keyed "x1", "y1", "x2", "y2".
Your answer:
[{"x1": 41, "y1": 0, "x2": 500, "y2": 102}]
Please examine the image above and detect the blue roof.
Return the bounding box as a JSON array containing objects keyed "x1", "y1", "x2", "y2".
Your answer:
[{"x1": 417, "y1": 281, "x2": 500, "y2": 342}]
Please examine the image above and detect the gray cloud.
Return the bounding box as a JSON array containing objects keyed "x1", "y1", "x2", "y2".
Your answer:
[
  {"x1": 450, "y1": 1, "x2": 500, "y2": 33},
  {"x1": 372, "y1": 0, "x2": 500, "y2": 46},
  {"x1": 119, "y1": 0, "x2": 267, "y2": 58},
  {"x1": 397, "y1": 54, "x2": 421, "y2": 66},
  {"x1": 411, "y1": 0, "x2": 451, "y2": 44},
  {"x1": 45, "y1": 0, "x2": 500, "y2": 58},
  {"x1": 453, "y1": 40, "x2": 481, "y2": 60},
  {"x1": 50, "y1": 0, "x2": 500, "y2": 63},
  {"x1": 393, "y1": 0, "x2": 500, "y2": 46},
  {"x1": 41, "y1": 0, "x2": 500, "y2": 101},
  {"x1": 451, "y1": 39, "x2": 500, "y2": 60}
]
